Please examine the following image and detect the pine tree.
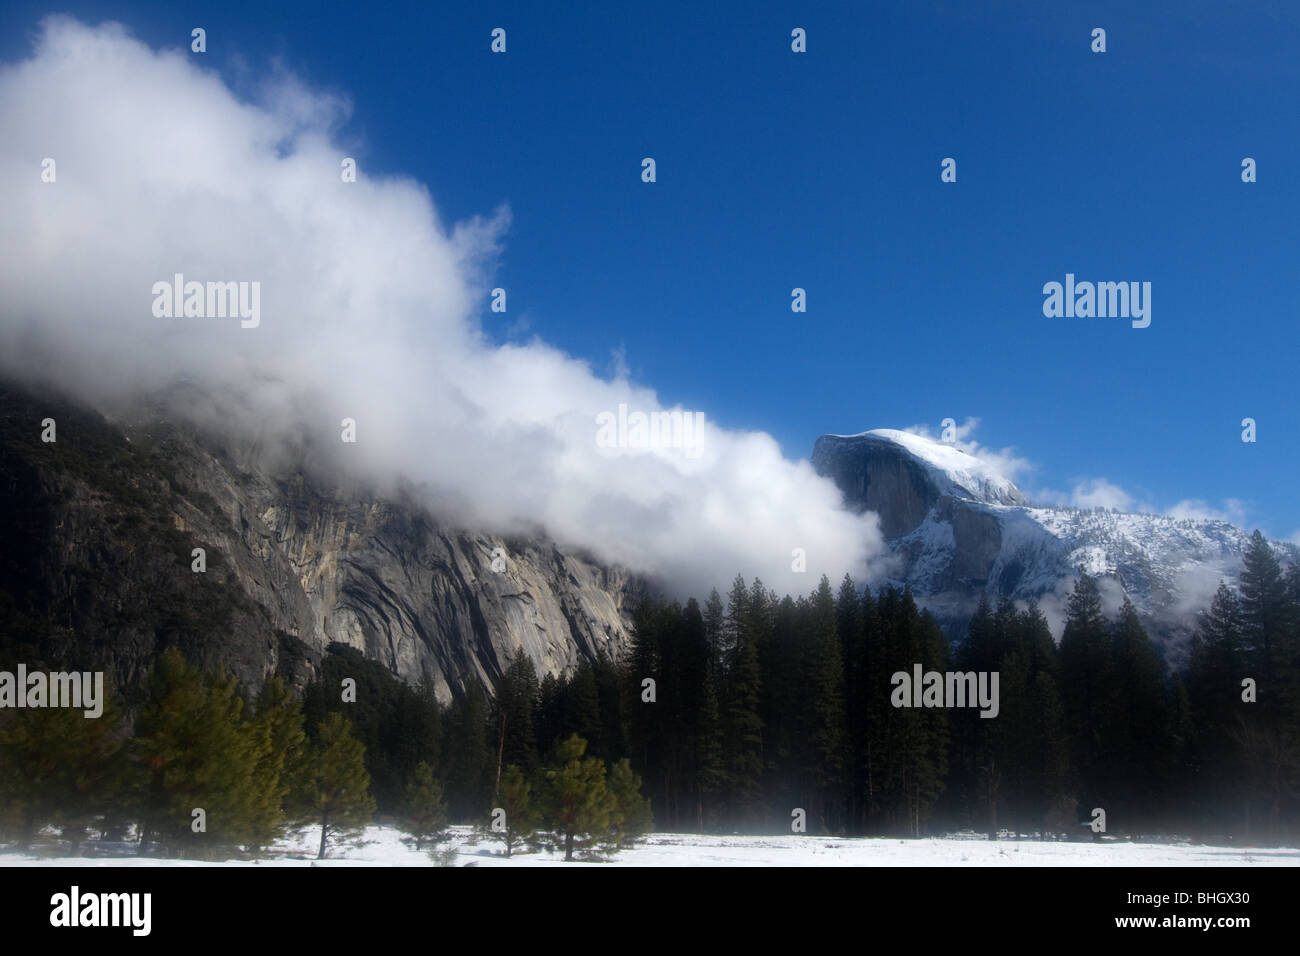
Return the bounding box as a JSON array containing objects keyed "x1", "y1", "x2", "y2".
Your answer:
[
  {"x1": 395, "y1": 674, "x2": 443, "y2": 792},
  {"x1": 1013, "y1": 604, "x2": 1068, "y2": 835},
  {"x1": 836, "y1": 574, "x2": 865, "y2": 833},
  {"x1": 492, "y1": 648, "x2": 540, "y2": 792},
  {"x1": 543, "y1": 734, "x2": 615, "y2": 861},
  {"x1": 1239, "y1": 532, "x2": 1296, "y2": 718},
  {"x1": 1192, "y1": 583, "x2": 1245, "y2": 697},
  {"x1": 1108, "y1": 597, "x2": 1171, "y2": 837},
  {"x1": 1233, "y1": 534, "x2": 1300, "y2": 843},
  {"x1": 703, "y1": 588, "x2": 726, "y2": 675},
  {"x1": 0, "y1": 689, "x2": 129, "y2": 853},
  {"x1": 1187, "y1": 582, "x2": 1248, "y2": 834},
  {"x1": 1167, "y1": 672, "x2": 1197, "y2": 833},
  {"x1": 802, "y1": 575, "x2": 845, "y2": 832},
  {"x1": 305, "y1": 712, "x2": 376, "y2": 860},
  {"x1": 912, "y1": 604, "x2": 951, "y2": 834},
  {"x1": 593, "y1": 649, "x2": 628, "y2": 763},
  {"x1": 762, "y1": 594, "x2": 802, "y2": 814},
  {"x1": 876, "y1": 588, "x2": 949, "y2": 835},
  {"x1": 953, "y1": 594, "x2": 997, "y2": 837},
  {"x1": 443, "y1": 682, "x2": 492, "y2": 819},
  {"x1": 1028, "y1": 664, "x2": 1070, "y2": 835},
  {"x1": 667, "y1": 599, "x2": 707, "y2": 830},
  {"x1": 56, "y1": 690, "x2": 131, "y2": 854},
  {"x1": 859, "y1": 587, "x2": 887, "y2": 833},
  {"x1": 495, "y1": 764, "x2": 539, "y2": 856},
  {"x1": 0, "y1": 706, "x2": 68, "y2": 849},
  {"x1": 724, "y1": 614, "x2": 764, "y2": 826},
  {"x1": 985, "y1": 645, "x2": 1024, "y2": 839},
  {"x1": 132, "y1": 649, "x2": 272, "y2": 858},
  {"x1": 1059, "y1": 572, "x2": 1114, "y2": 820},
  {"x1": 247, "y1": 675, "x2": 308, "y2": 855},
  {"x1": 722, "y1": 574, "x2": 750, "y2": 681},
  {"x1": 693, "y1": 661, "x2": 725, "y2": 830},
  {"x1": 565, "y1": 661, "x2": 604, "y2": 757},
  {"x1": 625, "y1": 598, "x2": 665, "y2": 822},
  {"x1": 605, "y1": 758, "x2": 653, "y2": 849},
  {"x1": 537, "y1": 673, "x2": 564, "y2": 755},
  {"x1": 398, "y1": 761, "x2": 448, "y2": 851},
  {"x1": 299, "y1": 644, "x2": 442, "y2": 814}
]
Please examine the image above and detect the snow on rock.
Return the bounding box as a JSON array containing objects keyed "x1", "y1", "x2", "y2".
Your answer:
[
  {"x1": 813, "y1": 428, "x2": 1298, "y2": 651},
  {"x1": 854, "y1": 429, "x2": 1027, "y2": 506}
]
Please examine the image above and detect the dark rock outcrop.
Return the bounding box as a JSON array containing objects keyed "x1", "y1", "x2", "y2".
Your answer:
[
  {"x1": 811, "y1": 434, "x2": 944, "y2": 538},
  {"x1": 0, "y1": 382, "x2": 640, "y2": 701}
]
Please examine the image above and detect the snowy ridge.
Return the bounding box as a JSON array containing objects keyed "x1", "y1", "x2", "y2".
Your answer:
[
  {"x1": 830, "y1": 428, "x2": 1027, "y2": 506},
  {"x1": 896, "y1": 502, "x2": 1274, "y2": 619},
  {"x1": 815, "y1": 427, "x2": 1297, "y2": 650}
]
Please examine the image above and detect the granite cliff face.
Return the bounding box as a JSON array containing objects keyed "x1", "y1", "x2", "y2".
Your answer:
[
  {"x1": 0, "y1": 382, "x2": 640, "y2": 701},
  {"x1": 12, "y1": 378, "x2": 1291, "y2": 690},
  {"x1": 813, "y1": 429, "x2": 1297, "y2": 652},
  {"x1": 811, "y1": 434, "x2": 947, "y2": 538},
  {"x1": 812, "y1": 431, "x2": 1027, "y2": 534},
  {"x1": 812, "y1": 432, "x2": 1023, "y2": 607}
]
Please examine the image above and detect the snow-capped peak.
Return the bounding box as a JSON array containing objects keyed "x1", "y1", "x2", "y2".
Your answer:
[{"x1": 834, "y1": 428, "x2": 1027, "y2": 506}]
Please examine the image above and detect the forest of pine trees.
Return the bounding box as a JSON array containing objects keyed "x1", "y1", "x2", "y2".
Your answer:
[
  {"x1": 483, "y1": 529, "x2": 1300, "y2": 844},
  {"x1": 1, "y1": 530, "x2": 1298, "y2": 854},
  {"x1": 0, "y1": 643, "x2": 652, "y2": 860}
]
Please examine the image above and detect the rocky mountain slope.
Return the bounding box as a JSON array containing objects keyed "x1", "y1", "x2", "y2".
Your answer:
[
  {"x1": 813, "y1": 429, "x2": 1297, "y2": 653},
  {"x1": 0, "y1": 381, "x2": 640, "y2": 701},
  {"x1": 8, "y1": 377, "x2": 1289, "y2": 696}
]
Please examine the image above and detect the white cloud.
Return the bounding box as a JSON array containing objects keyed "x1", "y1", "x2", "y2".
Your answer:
[
  {"x1": 899, "y1": 417, "x2": 1034, "y2": 484},
  {"x1": 1033, "y1": 477, "x2": 1146, "y2": 513},
  {"x1": 1069, "y1": 478, "x2": 1135, "y2": 511},
  {"x1": 0, "y1": 17, "x2": 884, "y2": 598},
  {"x1": 1033, "y1": 474, "x2": 1255, "y2": 535},
  {"x1": 1167, "y1": 498, "x2": 1248, "y2": 526}
]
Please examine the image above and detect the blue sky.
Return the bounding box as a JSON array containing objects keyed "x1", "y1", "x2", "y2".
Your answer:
[{"x1": 4, "y1": 0, "x2": 1297, "y2": 538}]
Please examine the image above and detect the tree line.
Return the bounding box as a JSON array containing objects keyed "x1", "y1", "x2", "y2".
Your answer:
[
  {"x1": 2, "y1": 530, "x2": 1297, "y2": 851},
  {"x1": 520, "y1": 529, "x2": 1300, "y2": 843},
  {"x1": 0, "y1": 644, "x2": 651, "y2": 861}
]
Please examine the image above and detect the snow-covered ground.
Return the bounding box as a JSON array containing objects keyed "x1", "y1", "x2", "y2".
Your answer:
[{"x1": 2, "y1": 826, "x2": 1296, "y2": 866}]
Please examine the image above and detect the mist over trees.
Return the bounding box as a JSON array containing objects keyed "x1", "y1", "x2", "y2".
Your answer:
[
  {"x1": 472, "y1": 530, "x2": 1300, "y2": 844},
  {"x1": 1, "y1": 531, "x2": 1298, "y2": 854}
]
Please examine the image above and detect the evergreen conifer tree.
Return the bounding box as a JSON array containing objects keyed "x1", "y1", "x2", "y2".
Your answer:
[
  {"x1": 247, "y1": 675, "x2": 308, "y2": 855},
  {"x1": 1108, "y1": 597, "x2": 1170, "y2": 837},
  {"x1": 496, "y1": 764, "x2": 539, "y2": 856},
  {"x1": 0, "y1": 690, "x2": 129, "y2": 852},
  {"x1": 399, "y1": 761, "x2": 449, "y2": 851},
  {"x1": 305, "y1": 712, "x2": 376, "y2": 860},
  {"x1": 132, "y1": 649, "x2": 271, "y2": 858},
  {"x1": 1059, "y1": 572, "x2": 1114, "y2": 819},
  {"x1": 543, "y1": 733, "x2": 614, "y2": 861},
  {"x1": 605, "y1": 757, "x2": 653, "y2": 849},
  {"x1": 492, "y1": 648, "x2": 540, "y2": 791},
  {"x1": 802, "y1": 575, "x2": 845, "y2": 832}
]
